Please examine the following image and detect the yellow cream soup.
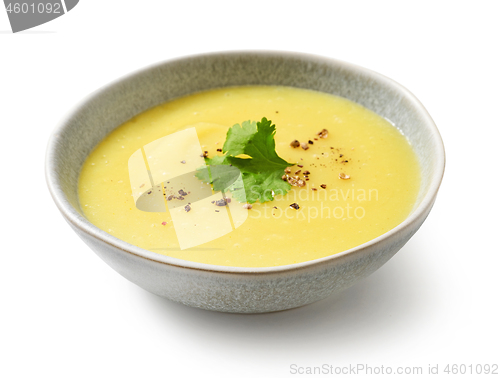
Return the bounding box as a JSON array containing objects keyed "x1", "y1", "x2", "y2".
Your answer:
[{"x1": 78, "y1": 86, "x2": 420, "y2": 267}]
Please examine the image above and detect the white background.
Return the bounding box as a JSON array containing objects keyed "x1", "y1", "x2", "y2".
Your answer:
[{"x1": 1, "y1": 1, "x2": 499, "y2": 377}]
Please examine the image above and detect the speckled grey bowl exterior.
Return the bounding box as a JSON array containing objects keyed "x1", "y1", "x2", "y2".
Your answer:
[{"x1": 46, "y1": 51, "x2": 445, "y2": 313}]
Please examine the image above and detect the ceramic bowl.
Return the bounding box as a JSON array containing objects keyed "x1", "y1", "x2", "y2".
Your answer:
[{"x1": 45, "y1": 51, "x2": 445, "y2": 313}]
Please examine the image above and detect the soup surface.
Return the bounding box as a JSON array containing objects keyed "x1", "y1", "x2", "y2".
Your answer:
[{"x1": 78, "y1": 86, "x2": 420, "y2": 267}]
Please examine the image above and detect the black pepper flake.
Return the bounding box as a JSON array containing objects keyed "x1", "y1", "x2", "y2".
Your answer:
[
  {"x1": 303, "y1": 170, "x2": 311, "y2": 175},
  {"x1": 308, "y1": 140, "x2": 314, "y2": 145},
  {"x1": 339, "y1": 154, "x2": 344, "y2": 158},
  {"x1": 320, "y1": 184, "x2": 327, "y2": 189},
  {"x1": 215, "y1": 199, "x2": 229, "y2": 206},
  {"x1": 180, "y1": 160, "x2": 186, "y2": 164},
  {"x1": 217, "y1": 148, "x2": 222, "y2": 152},
  {"x1": 184, "y1": 205, "x2": 191, "y2": 212},
  {"x1": 289, "y1": 203, "x2": 300, "y2": 210},
  {"x1": 178, "y1": 189, "x2": 188, "y2": 196},
  {"x1": 317, "y1": 129, "x2": 329, "y2": 138},
  {"x1": 297, "y1": 164, "x2": 303, "y2": 168},
  {"x1": 290, "y1": 140, "x2": 300, "y2": 148}
]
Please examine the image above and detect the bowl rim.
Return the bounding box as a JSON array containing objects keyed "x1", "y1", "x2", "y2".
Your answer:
[{"x1": 45, "y1": 50, "x2": 445, "y2": 275}]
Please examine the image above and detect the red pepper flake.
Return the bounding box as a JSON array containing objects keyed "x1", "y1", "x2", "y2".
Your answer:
[
  {"x1": 312, "y1": 188, "x2": 317, "y2": 191},
  {"x1": 295, "y1": 170, "x2": 301, "y2": 174},
  {"x1": 161, "y1": 221, "x2": 167, "y2": 226}
]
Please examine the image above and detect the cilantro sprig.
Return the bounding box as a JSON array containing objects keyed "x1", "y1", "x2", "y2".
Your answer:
[{"x1": 196, "y1": 118, "x2": 294, "y2": 203}]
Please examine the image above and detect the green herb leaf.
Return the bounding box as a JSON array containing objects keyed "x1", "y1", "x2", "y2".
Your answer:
[{"x1": 195, "y1": 117, "x2": 294, "y2": 203}]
